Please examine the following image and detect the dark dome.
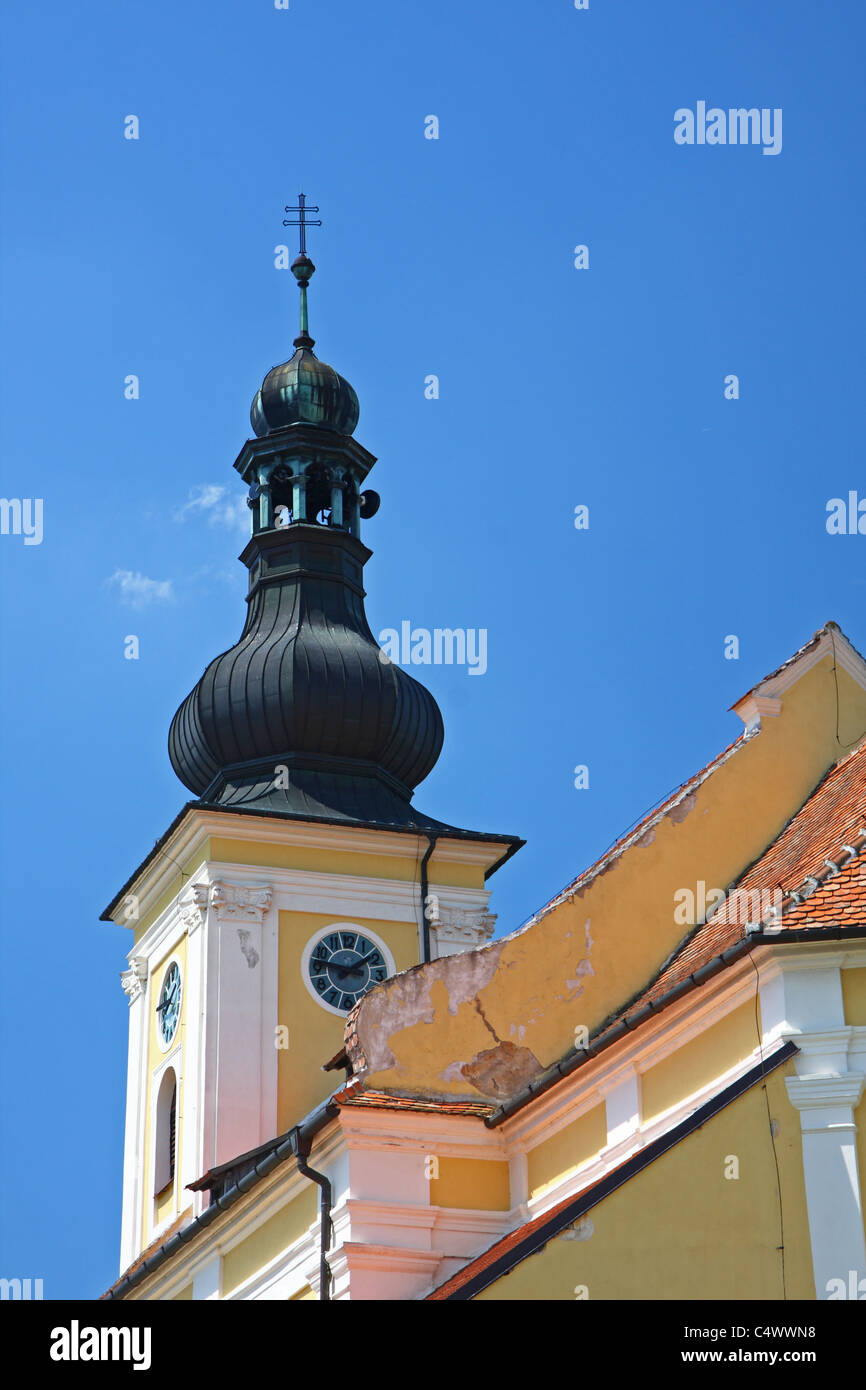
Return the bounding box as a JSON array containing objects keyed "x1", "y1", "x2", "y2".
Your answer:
[
  {"x1": 168, "y1": 527, "x2": 444, "y2": 823},
  {"x1": 251, "y1": 345, "x2": 360, "y2": 438}
]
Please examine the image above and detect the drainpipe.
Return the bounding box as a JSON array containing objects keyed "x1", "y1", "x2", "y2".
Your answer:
[
  {"x1": 420, "y1": 833, "x2": 439, "y2": 963},
  {"x1": 290, "y1": 1128, "x2": 332, "y2": 1301}
]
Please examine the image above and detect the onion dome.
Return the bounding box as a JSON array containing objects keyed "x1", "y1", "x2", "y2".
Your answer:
[
  {"x1": 250, "y1": 253, "x2": 360, "y2": 438},
  {"x1": 168, "y1": 528, "x2": 444, "y2": 824}
]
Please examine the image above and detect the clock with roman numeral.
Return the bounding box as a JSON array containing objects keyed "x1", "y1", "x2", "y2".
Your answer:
[{"x1": 302, "y1": 925, "x2": 393, "y2": 1015}]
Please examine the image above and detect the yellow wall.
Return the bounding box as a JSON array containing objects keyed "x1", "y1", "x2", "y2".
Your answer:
[
  {"x1": 142, "y1": 934, "x2": 188, "y2": 1248},
  {"x1": 430, "y1": 1158, "x2": 510, "y2": 1211},
  {"x1": 842, "y1": 967, "x2": 866, "y2": 1025},
  {"x1": 477, "y1": 1064, "x2": 814, "y2": 1300},
  {"x1": 277, "y1": 910, "x2": 419, "y2": 1129},
  {"x1": 641, "y1": 1000, "x2": 759, "y2": 1123},
  {"x1": 356, "y1": 655, "x2": 866, "y2": 1099},
  {"x1": 173, "y1": 1284, "x2": 193, "y2": 1300},
  {"x1": 210, "y1": 837, "x2": 485, "y2": 891},
  {"x1": 527, "y1": 1105, "x2": 607, "y2": 1200},
  {"x1": 222, "y1": 1186, "x2": 318, "y2": 1296}
]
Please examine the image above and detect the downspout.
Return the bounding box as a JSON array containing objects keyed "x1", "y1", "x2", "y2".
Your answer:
[
  {"x1": 291, "y1": 1129, "x2": 332, "y2": 1301},
  {"x1": 420, "y1": 833, "x2": 439, "y2": 963}
]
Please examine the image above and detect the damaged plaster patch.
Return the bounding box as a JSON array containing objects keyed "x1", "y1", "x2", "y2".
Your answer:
[
  {"x1": 564, "y1": 918, "x2": 594, "y2": 1000},
  {"x1": 669, "y1": 791, "x2": 697, "y2": 824},
  {"x1": 560, "y1": 1216, "x2": 594, "y2": 1242},
  {"x1": 349, "y1": 943, "x2": 507, "y2": 1079},
  {"x1": 460, "y1": 1041, "x2": 545, "y2": 1099},
  {"x1": 237, "y1": 929, "x2": 259, "y2": 969},
  {"x1": 636, "y1": 826, "x2": 655, "y2": 848}
]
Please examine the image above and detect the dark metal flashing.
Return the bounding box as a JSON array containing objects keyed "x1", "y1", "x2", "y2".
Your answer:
[
  {"x1": 419, "y1": 833, "x2": 439, "y2": 964},
  {"x1": 100, "y1": 800, "x2": 524, "y2": 922},
  {"x1": 322, "y1": 1048, "x2": 351, "y2": 1077},
  {"x1": 438, "y1": 1040, "x2": 799, "y2": 1301},
  {"x1": 186, "y1": 1134, "x2": 291, "y2": 1198},
  {"x1": 102, "y1": 1097, "x2": 340, "y2": 1301},
  {"x1": 484, "y1": 925, "x2": 866, "y2": 1128}
]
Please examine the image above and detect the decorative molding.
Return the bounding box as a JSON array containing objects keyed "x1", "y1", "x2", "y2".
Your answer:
[
  {"x1": 429, "y1": 906, "x2": 497, "y2": 957},
  {"x1": 210, "y1": 880, "x2": 273, "y2": 925},
  {"x1": 106, "y1": 806, "x2": 511, "y2": 929},
  {"x1": 120, "y1": 957, "x2": 148, "y2": 1003},
  {"x1": 181, "y1": 883, "x2": 209, "y2": 933},
  {"x1": 732, "y1": 694, "x2": 783, "y2": 732}
]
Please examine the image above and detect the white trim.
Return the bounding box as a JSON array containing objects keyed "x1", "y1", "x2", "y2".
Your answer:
[
  {"x1": 107, "y1": 807, "x2": 512, "y2": 929},
  {"x1": 192, "y1": 1256, "x2": 221, "y2": 1301},
  {"x1": 147, "y1": 1043, "x2": 183, "y2": 1242}
]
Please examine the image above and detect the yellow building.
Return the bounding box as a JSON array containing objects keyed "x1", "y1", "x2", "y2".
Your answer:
[{"x1": 103, "y1": 234, "x2": 866, "y2": 1303}]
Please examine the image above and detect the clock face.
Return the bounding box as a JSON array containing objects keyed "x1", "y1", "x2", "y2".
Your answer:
[
  {"x1": 307, "y1": 928, "x2": 389, "y2": 1013},
  {"x1": 157, "y1": 961, "x2": 182, "y2": 1048}
]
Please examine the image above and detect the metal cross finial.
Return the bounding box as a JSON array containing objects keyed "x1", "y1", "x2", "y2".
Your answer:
[{"x1": 283, "y1": 192, "x2": 322, "y2": 256}]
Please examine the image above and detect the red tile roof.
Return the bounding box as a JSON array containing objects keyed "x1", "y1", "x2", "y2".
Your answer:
[
  {"x1": 332, "y1": 1076, "x2": 494, "y2": 1117},
  {"x1": 631, "y1": 732, "x2": 866, "y2": 1013}
]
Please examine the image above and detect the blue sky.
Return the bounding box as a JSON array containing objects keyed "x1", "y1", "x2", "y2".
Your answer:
[{"x1": 1, "y1": 0, "x2": 865, "y2": 1298}]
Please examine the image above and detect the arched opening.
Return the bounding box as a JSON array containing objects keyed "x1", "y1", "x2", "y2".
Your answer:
[{"x1": 154, "y1": 1067, "x2": 178, "y2": 1196}]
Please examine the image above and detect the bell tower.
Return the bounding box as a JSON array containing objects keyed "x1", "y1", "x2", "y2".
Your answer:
[{"x1": 104, "y1": 198, "x2": 522, "y2": 1274}]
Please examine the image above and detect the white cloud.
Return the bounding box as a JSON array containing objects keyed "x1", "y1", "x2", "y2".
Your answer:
[
  {"x1": 174, "y1": 484, "x2": 248, "y2": 532},
  {"x1": 107, "y1": 570, "x2": 174, "y2": 608}
]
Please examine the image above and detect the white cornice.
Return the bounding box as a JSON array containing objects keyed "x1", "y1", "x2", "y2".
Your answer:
[
  {"x1": 335, "y1": 1104, "x2": 506, "y2": 1157},
  {"x1": 109, "y1": 808, "x2": 511, "y2": 929}
]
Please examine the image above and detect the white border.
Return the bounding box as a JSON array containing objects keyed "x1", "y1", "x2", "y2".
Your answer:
[{"x1": 300, "y1": 923, "x2": 396, "y2": 1018}]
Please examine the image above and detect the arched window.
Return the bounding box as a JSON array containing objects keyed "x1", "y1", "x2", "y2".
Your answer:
[{"x1": 154, "y1": 1067, "x2": 178, "y2": 1195}]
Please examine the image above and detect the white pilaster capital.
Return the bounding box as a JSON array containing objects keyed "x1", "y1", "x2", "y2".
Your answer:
[
  {"x1": 209, "y1": 880, "x2": 273, "y2": 926},
  {"x1": 180, "y1": 883, "x2": 209, "y2": 933},
  {"x1": 429, "y1": 906, "x2": 496, "y2": 957},
  {"x1": 120, "y1": 957, "x2": 147, "y2": 1003}
]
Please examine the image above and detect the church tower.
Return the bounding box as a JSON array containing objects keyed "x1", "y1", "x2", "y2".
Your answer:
[{"x1": 104, "y1": 201, "x2": 522, "y2": 1277}]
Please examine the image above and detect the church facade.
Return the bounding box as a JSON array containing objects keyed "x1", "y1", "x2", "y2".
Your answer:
[{"x1": 102, "y1": 232, "x2": 866, "y2": 1302}]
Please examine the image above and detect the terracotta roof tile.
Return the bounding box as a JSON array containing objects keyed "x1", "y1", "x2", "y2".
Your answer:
[
  {"x1": 332, "y1": 1077, "x2": 494, "y2": 1117},
  {"x1": 617, "y1": 734, "x2": 866, "y2": 1022}
]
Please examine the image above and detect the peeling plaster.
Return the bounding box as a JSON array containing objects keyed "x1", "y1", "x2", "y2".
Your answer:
[
  {"x1": 560, "y1": 1216, "x2": 595, "y2": 1242},
  {"x1": 669, "y1": 791, "x2": 697, "y2": 825},
  {"x1": 350, "y1": 942, "x2": 506, "y2": 1078},
  {"x1": 459, "y1": 1041, "x2": 544, "y2": 1099},
  {"x1": 237, "y1": 929, "x2": 259, "y2": 969},
  {"x1": 564, "y1": 919, "x2": 595, "y2": 1000}
]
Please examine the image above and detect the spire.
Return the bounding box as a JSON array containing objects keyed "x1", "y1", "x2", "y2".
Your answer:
[
  {"x1": 250, "y1": 194, "x2": 359, "y2": 439},
  {"x1": 168, "y1": 210, "x2": 450, "y2": 829},
  {"x1": 283, "y1": 193, "x2": 321, "y2": 350}
]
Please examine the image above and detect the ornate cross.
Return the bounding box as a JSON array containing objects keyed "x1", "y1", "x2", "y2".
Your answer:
[{"x1": 283, "y1": 192, "x2": 321, "y2": 256}]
